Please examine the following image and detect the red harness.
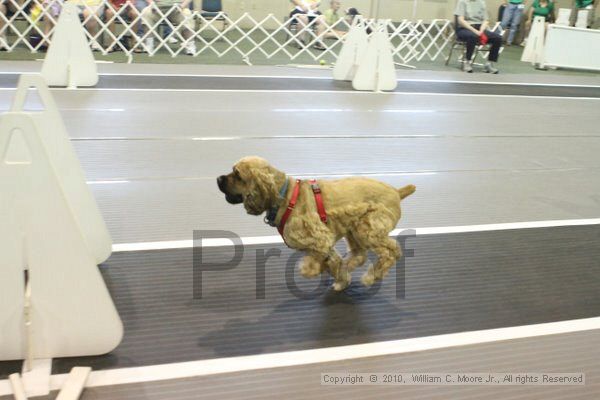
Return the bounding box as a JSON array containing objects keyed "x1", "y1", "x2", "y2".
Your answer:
[{"x1": 277, "y1": 179, "x2": 328, "y2": 237}]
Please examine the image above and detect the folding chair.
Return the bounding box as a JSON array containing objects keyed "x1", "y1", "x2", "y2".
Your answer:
[
  {"x1": 199, "y1": 0, "x2": 228, "y2": 31},
  {"x1": 445, "y1": 15, "x2": 492, "y2": 67}
]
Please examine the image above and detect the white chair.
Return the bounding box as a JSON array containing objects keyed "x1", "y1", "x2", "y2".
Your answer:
[{"x1": 555, "y1": 8, "x2": 571, "y2": 26}]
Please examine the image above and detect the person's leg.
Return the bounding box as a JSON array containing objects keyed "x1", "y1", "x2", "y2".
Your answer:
[
  {"x1": 105, "y1": 5, "x2": 116, "y2": 41},
  {"x1": 483, "y1": 29, "x2": 502, "y2": 73},
  {"x1": 41, "y1": 1, "x2": 60, "y2": 48},
  {"x1": 130, "y1": 1, "x2": 145, "y2": 50},
  {"x1": 82, "y1": 6, "x2": 100, "y2": 38},
  {"x1": 295, "y1": 13, "x2": 309, "y2": 43},
  {"x1": 0, "y1": 2, "x2": 7, "y2": 49},
  {"x1": 313, "y1": 15, "x2": 326, "y2": 49},
  {"x1": 170, "y1": 9, "x2": 195, "y2": 54},
  {"x1": 140, "y1": 4, "x2": 156, "y2": 51},
  {"x1": 569, "y1": 6, "x2": 578, "y2": 26},
  {"x1": 586, "y1": 5, "x2": 594, "y2": 27},
  {"x1": 456, "y1": 27, "x2": 479, "y2": 65},
  {"x1": 507, "y1": 4, "x2": 523, "y2": 44},
  {"x1": 501, "y1": 2, "x2": 515, "y2": 31}
]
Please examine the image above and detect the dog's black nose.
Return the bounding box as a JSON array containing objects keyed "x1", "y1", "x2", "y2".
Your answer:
[{"x1": 217, "y1": 175, "x2": 227, "y2": 192}]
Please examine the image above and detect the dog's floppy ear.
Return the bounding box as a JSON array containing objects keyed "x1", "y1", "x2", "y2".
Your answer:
[{"x1": 237, "y1": 163, "x2": 279, "y2": 215}]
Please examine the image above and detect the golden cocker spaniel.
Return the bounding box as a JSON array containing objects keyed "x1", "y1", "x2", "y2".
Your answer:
[{"x1": 217, "y1": 156, "x2": 415, "y2": 291}]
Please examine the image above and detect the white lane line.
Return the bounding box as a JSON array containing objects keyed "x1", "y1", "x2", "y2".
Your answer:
[
  {"x1": 111, "y1": 218, "x2": 600, "y2": 252},
  {"x1": 1, "y1": 71, "x2": 599, "y2": 88},
  {"x1": 0, "y1": 72, "x2": 333, "y2": 80},
  {"x1": 398, "y1": 78, "x2": 600, "y2": 88},
  {"x1": 271, "y1": 108, "x2": 437, "y2": 113},
  {"x1": 0, "y1": 87, "x2": 598, "y2": 100},
  {"x1": 0, "y1": 317, "x2": 597, "y2": 396}
]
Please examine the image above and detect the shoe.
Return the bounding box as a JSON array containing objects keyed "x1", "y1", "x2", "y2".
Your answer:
[
  {"x1": 313, "y1": 42, "x2": 326, "y2": 50},
  {"x1": 91, "y1": 42, "x2": 102, "y2": 52},
  {"x1": 462, "y1": 61, "x2": 473, "y2": 73},
  {"x1": 185, "y1": 41, "x2": 196, "y2": 55},
  {"x1": 167, "y1": 36, "x2": 178, "y2": 44},
  {"x1": 0, "y1": 34, "x2": 7, "y2": 51},
  {"x1": 484, "y1": 62, "x2": 499, "y2": 74},
  {"x1": 520, "y1": 39, "x2": 527, "y2": 47},
  {"x1": 145, "y1": 37, "x2": 154, "y2": 53}
]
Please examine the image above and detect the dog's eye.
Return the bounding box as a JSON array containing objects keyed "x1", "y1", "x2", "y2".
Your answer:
[{"x1": 233, "y1": 169, "x2": 242, "y2": 180}]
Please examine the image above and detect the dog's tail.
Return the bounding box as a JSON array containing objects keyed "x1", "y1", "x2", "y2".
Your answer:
[{"x1": 397, "y1": 184, "x2": 416, "y2": 200}]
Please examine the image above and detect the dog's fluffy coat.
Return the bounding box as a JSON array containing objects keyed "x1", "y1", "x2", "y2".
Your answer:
[{"x1": 217, "y1": 156, "x2": 415, "y2": 290}]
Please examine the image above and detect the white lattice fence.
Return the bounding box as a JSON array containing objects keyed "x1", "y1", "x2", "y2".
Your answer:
[{"x1": 0, "y1": 1, "x2": 458, "y2": 64}]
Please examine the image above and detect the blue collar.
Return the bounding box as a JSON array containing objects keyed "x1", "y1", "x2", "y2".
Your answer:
[{"x1": 264, "y1": 178, "x2": 289, "y2": 227}]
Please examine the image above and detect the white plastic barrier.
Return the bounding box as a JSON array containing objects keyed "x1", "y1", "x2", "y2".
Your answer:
[
  {"x1": 333, "y1": 16, "x2": 369, "y2": 81},
  {"x1": 9, "y1": 75, "x2": 112, "y2": 263},
  {"x1": 0, "y1": 75, "x2": 122, "y2": 362},
  {"x1": 352, "y1": 20, "x2": 397, "y2": 92},
  {"x1": 543, "y1": 24, "x2": 600, "y2": 71},
  {"x1": 521, "y1": 16, "x2": 546, "y2": 65},
  {"x1": 41, "y1": 2, "x2": 98, "y2": 87}
]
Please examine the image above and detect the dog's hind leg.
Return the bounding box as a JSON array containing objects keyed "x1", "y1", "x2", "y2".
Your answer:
[
  {"x1": 344, "y1": 234, "x2": 367, "y2": 272},
  {"x1": 361, "y1": 237, "x2": 401, "y2": 286},
  {"x1": 348, "y1": 205, "x2": 401, "y2": 286}
]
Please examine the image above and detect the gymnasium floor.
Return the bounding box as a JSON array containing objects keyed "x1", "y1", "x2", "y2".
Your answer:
[{"x1": 0, "y1": 61, "x2": 599, "y2": 399}]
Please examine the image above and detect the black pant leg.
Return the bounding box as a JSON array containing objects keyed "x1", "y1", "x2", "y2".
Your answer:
[
  {"x1": 456, "y1": 28, "x2": 479, "y2": 61},
  {"x1": 484, "y1": 29, "x2": 502, "y2": 62}
]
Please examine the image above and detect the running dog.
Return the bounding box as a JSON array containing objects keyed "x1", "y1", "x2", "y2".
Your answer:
[{"x1": 217, "y1": 156, "x2": 415, "y2": 291}]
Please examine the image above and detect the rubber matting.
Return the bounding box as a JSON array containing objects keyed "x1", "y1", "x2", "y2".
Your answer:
[{"x1": 28, "y1": 224, "x2": 600, "y2": 374}]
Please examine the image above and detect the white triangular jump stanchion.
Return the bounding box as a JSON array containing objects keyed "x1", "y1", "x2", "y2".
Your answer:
[
  {"x1": 352, "y1": 20, "x2": 397, "y2": 92},
  {"x1": 10, "y1": 74, "x2": 113, "y2": 264},
  {"x1": 333, "y1": 16, "x2": 369, "y2": 81},
  {"x1": 521, "y1": 16, "x2": 546, "y2": 66},
  {"x1": 0, "y1": 74, "x2": 122, "y2": 362},
  {"x1": 41, "y1": 2, "x2": 98, "y2": 88}
]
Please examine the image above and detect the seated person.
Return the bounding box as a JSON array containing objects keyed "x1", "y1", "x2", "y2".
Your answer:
[
  {"x1": 140, "y1": 0, "x2": 196, "y2": 55},
  {"x1": 570, "y1": 0, "x2": 596, "y2": 27},
  {"x1": 522, "y1": 0, "x2": 554, "y2": 46},
  {"x1": 454, "y1": 0, "x2": 503, "y2": 73},
  {"x1": 322, "y1": 0, "x2": 345, "y2": 38},
  {"x1": 289, "y1": 0, "x2": 326, "y2": 49},
  {"x1": 104, "y1": 0, "x2": 150, "y2": 52}
]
